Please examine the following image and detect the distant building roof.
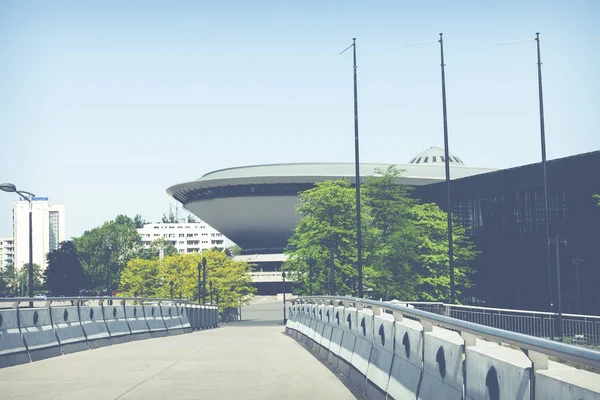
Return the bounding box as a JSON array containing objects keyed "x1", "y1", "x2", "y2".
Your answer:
[{"x1": 234, "y1": 253, "x2": 288, "y2": 263}]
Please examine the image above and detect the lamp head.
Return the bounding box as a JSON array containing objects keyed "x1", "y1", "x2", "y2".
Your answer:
[
  {"x1": 0, "y1": 183, "x2": 17, "y2": 193},
  {"x1": 202, "y1": 257, "x2": 207, "y2": 267}
]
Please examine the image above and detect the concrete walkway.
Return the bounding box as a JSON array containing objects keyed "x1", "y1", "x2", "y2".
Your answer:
[{"x1": 0, "y1": 325, "x2": 357, "y2": 400}]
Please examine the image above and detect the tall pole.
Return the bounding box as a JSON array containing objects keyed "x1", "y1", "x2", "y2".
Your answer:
[
  {"x1": 536, "y1": 33, "x2": 553, "y2": 315},
  {"x1": 351, "y1": 38, "x2": 364, "y2": 298},
  {"x1": 308, "y1": 258, "x2": 314, "y2": 296},
  {"x1": 555, "y1": 235, "x2": 563, "y2": 338},
  {"x1": 439, "y1": 33, "x2": 455, "y2": 304},
  {"x1": 330, "y1": 244, "x2": 335, "y2": 295},
  {"x1": 198, "y1": 263, "x2": 202, "y2": 304},
  {"x1": 282, "y1": 271, "x2": 287, "y2": 324},
  {"x1": 202, "y1": 257, "x2": 207, "y2": 306},
  {"x1": 576, "y1": 260, "x2": 580, "y2": 314},
  {"x1": 209, "y1": 281, "x2": 213, "y2": 305}
]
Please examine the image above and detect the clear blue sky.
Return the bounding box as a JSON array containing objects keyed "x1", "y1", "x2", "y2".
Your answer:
[{"x1": 1, "y1": 1, "x2": 599, "y2": 238}]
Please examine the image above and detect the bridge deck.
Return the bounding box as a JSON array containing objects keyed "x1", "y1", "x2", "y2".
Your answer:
[{"x1": 0, "y1": 324, "x2": 356, "y2": 399}]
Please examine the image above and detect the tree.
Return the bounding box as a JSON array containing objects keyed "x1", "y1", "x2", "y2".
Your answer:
[
  {"x1": 119, "y1": 258, "x2": 163, "y2": 298},
  {"x1": 187, "y1": 214, "x2": 197, "y2": 223},
  {"x1": 595, "y1": 194, "x2": 600, "y2": 207},
  {"x1": 16, "y1": 263, "x2": 44, "y2": 294},
  {"x1": 44, "y1": 241, "x2": 87, "y2": 296},
  {"x1": 0, "y1": 264, "x2": 19, "y2": 296},
  {"x1": 134, "y1": 214, "x2": 146, "y2": 229},
  {"x1": 118, "y1": 249, "x2": 256, "y2": 311},
  {"x1": 284, "y1": 179, "x2": 362, "y2": 296},
  {"x1": 74, "y1": 214, "x2": 142, "y2": 294},
  {"x1": 411, "y1": 203, "x2": 478, "y2": 302},
  {"x1": 136, "y1": 238, "x2": 178, "y2": 260},
  {"x1": 162, "y1": 206, "x2": 177, "y2": 223},
  {"x1": 225, "y1": 245, "x2": 242, "y2": 257},
  {"x1": 363, "y1": 166, "x2": 420, "y2": 300}
]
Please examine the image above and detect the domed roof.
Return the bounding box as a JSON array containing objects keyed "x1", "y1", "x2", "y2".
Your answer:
[{"x1": 408, "y1": 146, "x2": 465, "y2": 165}]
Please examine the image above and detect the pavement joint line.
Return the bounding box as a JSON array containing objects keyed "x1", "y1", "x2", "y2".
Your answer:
[{"x1": 113, "y1": 335, "x2": 220, "y2": 400}]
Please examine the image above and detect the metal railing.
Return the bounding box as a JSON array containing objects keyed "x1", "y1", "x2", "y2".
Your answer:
[
  {"x1": 294, "y1": 296, "x2": 600, "y2": 370},
  {"x1": 405, "y1": 302, "x2": 600, "y2": 347},
  {"x1": 0, "y1": 296, "x2": 198, "y2": 308}
]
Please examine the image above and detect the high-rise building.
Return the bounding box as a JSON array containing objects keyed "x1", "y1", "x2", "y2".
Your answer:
[
  {"x1": 137, "y1": 221, "x2": 234, "y2": 255},
  {"x1": 13, "y1": 200, "x2": 66, "y2": 271},
  {"x1": 0, "y1": 237, "x2": 14, "y2": 272}
]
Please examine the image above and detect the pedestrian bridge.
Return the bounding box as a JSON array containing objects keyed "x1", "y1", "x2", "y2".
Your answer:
[{"x1": 1, "y1": 296, "x2": 600, "y2": 399}]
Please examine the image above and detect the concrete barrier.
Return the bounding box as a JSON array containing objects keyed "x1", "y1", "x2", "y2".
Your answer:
[
  {"x1": 349, "y1": 308, "x2": 374, "y2": 391},
  {"x1": 386, "y1": 318, "x2": 424, "y2": 400},
  {"x1": 327, "y1": 306, "x2": 345, "y2": 369},
  {"x1": 0, "y1": 309, "x2": 29, "y2": 368},
  {"x1": 365, "y1": 312, "x2": 394, "y2": 400},
  {"x1": 318, "y1": 305, "x2": 334, "y2": 360},
  {"x1": 161, "y1": 304, "x2": 185, "y2": 336},
  {"x1": 125, "y1": 305, "x2": 151, "y2": 340},
  {"x1": 310, "y1": 305, "x2": 327, "y2": 355},
  {"x1": 304, "y1": 304, "x2": 318, "y2": 347},
  {"x1": 19, "y1": 308, "x2": 62, "y2": 361},
  {"x1": 80, "y1": 305, "x2": 112, "y2": 349},
  {"x1": 51, "y1": 306, "x2": 88, "y2": 354},
  {"x1": 178, "y1": 304, "x2": 192, "y2": 333},
  {"x1": 104, "y1": 304, "x2": 133, "y2": 344},
  {"x1": 465, "y1": 340, "x2": 531, "y2": 400},
  {"x1": 187, "y1": 305, "x2": 198, "y2": 330},
  {"x1": 419, "y1": 326, "x2": 465, "y2": 400},
  {"x1": 143, "y1": 305, "x2": 168, "y2": 338},
  {"x1": 338, "y1": 306, "x2": 358, "y2": 378},
  {"x1": 297, "y1": 304, "x2": 310, "y2": 341},
  {"x1": 200, "y1": 307, "x2": 207, "y2": 329},
  {"x1": 535, "y1": 360, "x2": 600, "y2": 399}
]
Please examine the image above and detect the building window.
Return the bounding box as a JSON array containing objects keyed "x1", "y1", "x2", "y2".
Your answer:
[
  {"x1": 432, "y1": 156, "x2": 437, "y2": 162},
  {"x1": 48, "y1": 211, "x2": 60, "y2": 252},
  {"x1": 179, "y1": 234, "x2": 185, "y2": 238}
]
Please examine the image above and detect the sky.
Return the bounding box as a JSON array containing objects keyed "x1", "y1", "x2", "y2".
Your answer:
[{"x1": 0, "y1": 1, "x2": 599, "y2": 239}]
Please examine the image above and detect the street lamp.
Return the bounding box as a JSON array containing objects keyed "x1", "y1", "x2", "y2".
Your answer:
[
  {"x1": 307, "y1": 258, "x2": 315, "y2": 296},
  {"x1": 209, "y1": 280, "x2": 213, "y2": 305},
  {"x1": 572, "y1": 257, "x2": 583, "y2": 314},
  {"x1": 499, "y1": 33, "x2": 553, "y2": 316},
  {"x1": 197, "y1": 261, "x2": 202, "y2": 305},
  {"x1": 170, "y1": 280, "x2": 174, "y2": 299},
  {"x1": 405, "y1": 34, "x2": 455, "y2": 303},
  {"x1": 1, "y1": 183, "x2": 35, "y2": 307},
  {"x1": 282, "y1": 271, "x2": 287, "y2": 324},
  {"x1": 549, "y1": 235, "x2": 567, "y2": 339},
  {"x1": 202, "y1": 257, "x2": 207, "y2": 305},
  {"x1": 340, "y1": 38, "x2": 364, "y2": 298}
]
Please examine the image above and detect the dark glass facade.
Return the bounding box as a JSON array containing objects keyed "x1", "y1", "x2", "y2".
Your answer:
[{"x1": 415, "y1": 151, "x2": 600, "y2": 313}]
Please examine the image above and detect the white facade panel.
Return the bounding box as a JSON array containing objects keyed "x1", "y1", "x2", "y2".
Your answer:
[
  {"x1": 137, "y1": 221, "x2": 234, "y2": 255},
  {"x1": 13, "y1": 200, "x2": 66, "y2": 271}
]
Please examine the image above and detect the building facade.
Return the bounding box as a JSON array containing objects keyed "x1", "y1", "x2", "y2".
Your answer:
[
  {"x1": 415, "y1": 151, "x2": 600, "y2": 313},
  {"x1": 0, "y1": 237, "x2": 14, "y2": 272},
  {"x1": 13, "y1": 200, "x2": 66, "y2": 271},
  {"x1": 137, "y1": 221, "x2": 234, "y2": 254}
]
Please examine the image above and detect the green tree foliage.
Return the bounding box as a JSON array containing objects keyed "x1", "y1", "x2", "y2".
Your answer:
[
  {"x1": 134, "y1": 214, "x2": 146, "y2": 229},
  {"x1": 73, "y1": 214, "x2": 142, "y2": 294},
  {"x1": 136, "y1": 238, "x2": 178, "y2": 260},
  {"x1": 0, "y1": 264, "x2": 19, "y2": 296},
  {"x1": 595, "y1": 194, "x2": 600, "y2": 207},
  {"x1": 45, "y1": 241, "x2": 87, "y2": 296},
  {"x1": 284, "y1": 179, "x2": 363, "y2": 295},
  {"x1": 224, "y1": 245, "x2": 242, "y2": 257},
  {"x1": 187, "y1": 214, "x2": 197, "y2": 223},
  {"x1": 118, "y1": 249, "x2": 256, "y2": 311},
  {"x1": 16, "y1": 263, "x2": 44, "y2": 294},
  {"x1": 363, "y1": 166, "x2": 420, "y2": 300},
  {"x1": 411, "y1": 203, "x2": 477, "y2": 301},
  {"x1": 284, "y1": 168, "x2": 479, "y2": 302},
  {"x1": 119, "y1": 258, "x2": 163, "y2": 298}
]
